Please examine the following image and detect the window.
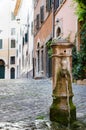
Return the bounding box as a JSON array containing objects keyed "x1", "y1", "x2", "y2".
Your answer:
[
  {"x1": 11, "y1": 28, "x2": 15, "y2": 35},
  {"x1": 54, "y1": 0, "x2": 59, "y2": 10},
  {"x1": 31, "y1": 22, "x2": 33, "y2": 35},
  {"x1": 22, "y1": 55, "x2": 24, "y2": 67},
  {"x1": 25, "y1": 33, "x2": 28, "y2": 42},
  {"x1": 11, "y1": 12, "x2": 15, "y2": 20},
  {"x1": 19, "y1": 44, "x2": 21, "y2": 52},
  {"x1": 23, "y1": 37, "x2": 24, "y2": 46},
  {"x1": 40, "y1": 6, "x2": 44, "y2": 23},
  {"x1": 0, "y1": 39, "x2": 2, "y2": 49},
  {"x1": 34, "y1": 0, "x2": 39, "y2": 8},
  {"x1": 10, "y1": 56, "x2": 15, "y2": 64},
  {"x1": 54, "y1": 0, "x2": 63, "y2": 10},
  {"x1": 46, "y1": 0, "x2": 52, "y2": 11},
  {"x1": 59, "y1": 0, "x2": 63, "y2": 4},
  {"x1": 36, "y1": 14, "x2": 40, "y2": 30},
  {"x1": 11, "y1": 39, "x2": 15, "y2": 48},
  {"x1": 16, "y1": 49, "x2": 18, "y2": 57}
]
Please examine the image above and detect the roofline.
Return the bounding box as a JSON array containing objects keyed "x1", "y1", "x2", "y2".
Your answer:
[{"x1": 14, "y1": 0, "x2": 22, "y2": 16}]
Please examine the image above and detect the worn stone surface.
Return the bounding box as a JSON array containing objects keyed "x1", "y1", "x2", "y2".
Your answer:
[
  {"x1": 77, "y1": 79, "x2": 86, "y2": 85},
  {"x1": 51, "y1": 42, "x2": 76, "y2": 125},
  {"x1": 0, "y1": 79, "x2": 85, "y2": 129}
]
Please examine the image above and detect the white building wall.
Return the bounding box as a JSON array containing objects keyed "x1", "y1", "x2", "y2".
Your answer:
[
  {"x1": 0, "y1": 0, "x2": 17, "y2": 79},
  {"x1": 28, "y1": 0, "x2": 34, "y2": 74},
  {"x1": 0, "y1": 0, "x2": 34, "y2": 79},
  {"x1": 16, "y1": 0, "x2": 34, "y2": 78}
]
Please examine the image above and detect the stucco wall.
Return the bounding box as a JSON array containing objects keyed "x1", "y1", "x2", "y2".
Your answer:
[{"x1": 55, "y1": 0, "x2": 77, "y2": 42}]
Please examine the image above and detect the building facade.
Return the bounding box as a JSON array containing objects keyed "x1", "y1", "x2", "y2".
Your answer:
[
  {"x1": 0, "y1": 0, "x2": 19, "y2": 79},
  {"x1": 54, "y1": 0, "x2": 77, "y2": 43},
  {"x1": 0, "y1": 0, "x2": 33, "y2": 79},
  {"x1": 33, "y1": 0, "x2": 79, "y2": 79},
  {"x1": 16, "y1": 0, "x2": 34, "y2": 78},
  {"x1": 33, "y1": 0, "x2": 53, "y2": 78}
]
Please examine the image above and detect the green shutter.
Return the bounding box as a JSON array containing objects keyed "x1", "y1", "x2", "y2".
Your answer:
[{"x1": 46, "y1": 0, "x2": 52, "y2": 11}]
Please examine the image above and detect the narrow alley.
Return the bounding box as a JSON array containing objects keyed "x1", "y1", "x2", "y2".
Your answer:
[
  {"x1": 0, "y1": 78, "x2": 85, "y2": 130},
  {"x1": 0, "y1": 0, "x2": 86, "y2": 130}
]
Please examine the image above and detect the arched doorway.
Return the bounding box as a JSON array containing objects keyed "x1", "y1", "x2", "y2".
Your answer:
[
  {"x1": 10, "y1": 67, "x2": 15, "y2": 79},
  {"x1": 0, "y1": 60, "x2": 5, "y2": 79}
]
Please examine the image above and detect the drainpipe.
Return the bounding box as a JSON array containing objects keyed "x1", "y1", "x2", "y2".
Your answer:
[
  {"x1": 33, "y1": 57, "x2": 35, "y2": 78},
  {"x1": 8, "y1": 38, "x2": 9, "y2": 69},
  {"x1": 52, "y1": 0, "x2": 55, "y2": 38}
]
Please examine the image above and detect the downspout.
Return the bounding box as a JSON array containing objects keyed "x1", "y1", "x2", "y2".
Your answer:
[
  {"x1": 8, "y1": 38, "x2": 9, "y2": 69},
  {"x1": 52, "y1": 0, "x2": 55, "y2": 38}
]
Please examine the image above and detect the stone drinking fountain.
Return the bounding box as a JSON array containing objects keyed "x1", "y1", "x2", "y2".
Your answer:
[{"x1": 50, "y1": 39, "x2": 76, "y2": 126}]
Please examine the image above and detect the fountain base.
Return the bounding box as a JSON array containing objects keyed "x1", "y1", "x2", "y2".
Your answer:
[{"x1": 50, "y1": 97, "x2": 76, "y2": 126}]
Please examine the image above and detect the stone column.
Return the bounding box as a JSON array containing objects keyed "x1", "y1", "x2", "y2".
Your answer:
[{"x1": 50, "y1": 39, "x2": 76, "y2": 126}]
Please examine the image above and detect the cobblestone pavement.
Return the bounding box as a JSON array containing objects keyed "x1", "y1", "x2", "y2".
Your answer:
[{"x1": 0, "y1": 78, "x2": 85, "y2": 130}]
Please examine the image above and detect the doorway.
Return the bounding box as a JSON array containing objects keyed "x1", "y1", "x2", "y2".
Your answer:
[
  {"x1": 0, "y1": 60, "x2": 5, "y2": 79},
  {"x1": 10, "y1": 67, "x2": 15, "y2": 79}
]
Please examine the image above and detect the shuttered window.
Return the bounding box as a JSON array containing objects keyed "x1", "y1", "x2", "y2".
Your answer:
[
  {"x1": 36, "y1": 14, "x2": 40, "y2": 30},
  {"x1": 11, "y1": 28, "x2": 16, "y2": 35},
  {"x1": 11, "y1": 39, "x2": 15, "y2": 48},
  {"x1": 31, "y1": 22, "x2": 33, "y2": 35},
  {"x1": 25, "y1": 33, "x2": 28, "y2": 42},
  {"x1": 0, "y1": 39, "x2": 2, "y2": 49},
  {"x1": 23, "y1": 37, "x2": 24, "y2": 46},
  {"x1": 40, "y1": 6, "x2": 44, "y2": 23},
  {"x1": 46, "y1": 0, "x2": 52, "y2": 11},
  {"x1": 54, "y1": 0, "x2": 59, "y2": 10},
  {"x1": 10, "y1": 56, "x2": 15, "y2": 64},
  {"x1": 59, "y1": 0, "x2": 63, "y2": 4},
  {"x1": 54, "y1": 0, "x2": 64, "y2": 10},
  {"x1": 11, "y1": 12, "x2": 15, "y2": 20}
]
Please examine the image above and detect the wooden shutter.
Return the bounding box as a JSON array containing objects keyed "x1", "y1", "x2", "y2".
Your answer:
[
  {"x1": 46, "y1": 0, "x2": 51, "y2": 11},
  {"x1": 25, "y1": 33, "x2": 28, "y2": 42},
  {"x1": 40, "y1": 6, "x2": 44, "y2": 23},
  {"x1": 54, "y1": 0, "x2": 59, "y2": 10},
  {"x1": 36, "y1": 14, "x2": 40, "y2": 30}
]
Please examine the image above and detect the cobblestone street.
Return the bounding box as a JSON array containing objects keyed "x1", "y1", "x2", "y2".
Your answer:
[{"x1": 0, "y1": 78, "x2": 86, "y2": 130}]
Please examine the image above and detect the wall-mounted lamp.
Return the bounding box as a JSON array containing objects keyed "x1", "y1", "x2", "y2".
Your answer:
[
  {"x1": 56, "y1": 18, "x2": 59, "y2": 23},
  {"x1": 16, "y1": 18, "x2": 20, "y2": 24}
]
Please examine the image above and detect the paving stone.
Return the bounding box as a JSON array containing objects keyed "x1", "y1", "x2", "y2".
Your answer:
[{"x1": 0, "y1": 79, "x2": 85, "y2": 129}]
